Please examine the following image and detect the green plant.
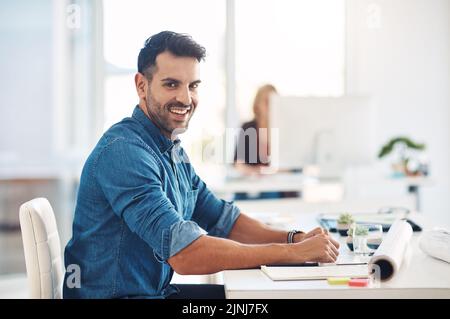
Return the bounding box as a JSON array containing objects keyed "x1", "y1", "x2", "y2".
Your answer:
[
  {"x1": 337, "y1": 213, "x2": 354, "y2": 225},
  {"x1": 354, "y1": 225, "x2": 369, "y2": 236},
  {"x1": 378, "y1": 136, "x2": 425, "y2": 160},
  {"x1": 378, "y1": 136, "x2": 426, "y2": 176},
  {"x1": 347, "y1": 224, "x2": 356, "y2": 237}
]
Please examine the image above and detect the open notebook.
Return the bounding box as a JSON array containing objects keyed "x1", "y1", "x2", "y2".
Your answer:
[{"x1": 261, "y1": 264, "x2": 369, "y2": 281}]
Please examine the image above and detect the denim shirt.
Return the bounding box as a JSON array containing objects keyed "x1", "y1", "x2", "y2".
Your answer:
[{"x1": 63, "y1": 106, "x2": 240, "y2": 299}]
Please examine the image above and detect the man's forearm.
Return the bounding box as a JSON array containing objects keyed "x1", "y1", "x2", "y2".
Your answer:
[
  {"x1": 228, "y1": 213, "x2": 290, "y2": 244},
  {"x1": 168, "y1": 217, "x2": 340, "y2": 275},
  {"x1": 168, "y1": 234, "x2": 294, "y2": 275}
]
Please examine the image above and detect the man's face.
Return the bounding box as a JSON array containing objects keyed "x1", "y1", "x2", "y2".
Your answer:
[{"x1": 142, "y1": 51, "x2": 200, "y2": 139}]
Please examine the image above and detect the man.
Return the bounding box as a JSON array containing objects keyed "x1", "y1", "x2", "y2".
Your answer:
[{"x1": 63, "y1": 31, "x2": 339, "y2": 299}]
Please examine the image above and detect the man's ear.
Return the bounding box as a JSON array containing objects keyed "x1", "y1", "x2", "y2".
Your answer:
[{"x1": 135, "y1": 72, "x2": 148, "y2": 100}]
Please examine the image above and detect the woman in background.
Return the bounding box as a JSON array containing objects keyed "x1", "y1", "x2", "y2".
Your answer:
[
  {"x1": 234, "y1": 84, "x2": 277, "y2": 175},
  {"x1": 233, "y1": 84, "x2": 298, "y2": 199}
]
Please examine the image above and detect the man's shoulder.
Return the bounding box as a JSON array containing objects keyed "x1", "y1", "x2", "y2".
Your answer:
[
  {"x1": 103, "y1": 116, "x2": 141, "y2": 141},
  {"x1": 100, "y1": 117, "x2": 155, "y2": 151},
  {"x1": 89, "y1": 120, "x2": 160, "y2": 167}
]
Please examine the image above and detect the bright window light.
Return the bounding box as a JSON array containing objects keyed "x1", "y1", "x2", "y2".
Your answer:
[{"x1": 235, "y1": 0, "x2": 345, "y2": 121}]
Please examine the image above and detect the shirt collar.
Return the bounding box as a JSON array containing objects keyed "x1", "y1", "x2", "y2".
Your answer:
[{"x1": 132, "y1": 105, "x2": 181, "y2": 154}]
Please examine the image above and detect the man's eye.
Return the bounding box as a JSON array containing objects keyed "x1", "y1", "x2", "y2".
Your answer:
[
  {"x1": 165, "y1": 83, "x2": 177, "y2": 88},
  {"x1": 190, "y1": 83, "x2": 199, "y2": 89}
]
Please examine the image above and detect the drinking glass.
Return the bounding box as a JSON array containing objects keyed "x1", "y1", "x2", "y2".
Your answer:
[{"x1": 352, "y1": 223, "x2": 383, "y2": 255}]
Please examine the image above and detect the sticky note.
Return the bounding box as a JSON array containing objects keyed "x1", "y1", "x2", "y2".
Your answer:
[
  {"x1": 348, "y1": 278, "x2": 369, "y2": 287},
  {"x1": 327, "y1": 277, "x2": 351, "y2": 285}
]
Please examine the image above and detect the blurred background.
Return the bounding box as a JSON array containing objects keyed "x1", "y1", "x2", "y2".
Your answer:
[{"x1": 0, "y1": 0, "x2": 449, "y2": 292}]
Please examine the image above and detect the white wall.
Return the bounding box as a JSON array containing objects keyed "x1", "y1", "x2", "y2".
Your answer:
[
  {"x1": 0, "y1": 0, "x2": 54, "y2": 167},
  {"x1": 346, "y1": 0, "x2": 450, "y2": 226}
]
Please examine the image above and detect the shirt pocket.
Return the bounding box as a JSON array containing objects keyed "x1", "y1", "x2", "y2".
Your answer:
[{"x1": 183, "y1": 187, "x2": 199, "y2": 220}]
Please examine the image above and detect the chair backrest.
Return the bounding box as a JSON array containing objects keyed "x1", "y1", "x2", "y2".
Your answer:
[{"x1": 19, "y1": 198, "x2": 63, "y2": 299}]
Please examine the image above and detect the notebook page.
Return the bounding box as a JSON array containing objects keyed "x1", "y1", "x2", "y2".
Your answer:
[{"x1": 261, "y1": 264, "x2": 369, "y2": 281}]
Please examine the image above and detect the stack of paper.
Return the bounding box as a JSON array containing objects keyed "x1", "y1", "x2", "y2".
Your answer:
[
  {"x1": 419, "y1": 229, "x2": 450, "y2": 263},
  {"x1": 261, "y1": 264, "x2": 369, "y2": 281}
]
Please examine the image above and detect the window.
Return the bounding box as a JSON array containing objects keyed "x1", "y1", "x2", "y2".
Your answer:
[{"x1": 235, "y1": 0, "x2": 345, "y2": 121}]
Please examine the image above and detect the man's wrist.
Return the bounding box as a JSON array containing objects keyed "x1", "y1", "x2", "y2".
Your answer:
[
  {"x1": 287, "y1": 230, "x2": 305, "y2": 243},
  {"x1": 293, "y1": 232, "x2": 305, "y2": 243}
]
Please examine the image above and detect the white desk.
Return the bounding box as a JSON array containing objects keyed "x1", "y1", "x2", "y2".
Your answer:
[
  {"x1": 223, "y1": 199, "x2": 450, "y2": 299},
  {"x1": 210, "y1": 173, "x2": 344, "y2": 202},
  {"x1": 210, "y1": 173, "x2": 313, "y2": 194},
  {"x1": 209, "y1": 172, "x2": 431, "y2": 211}
]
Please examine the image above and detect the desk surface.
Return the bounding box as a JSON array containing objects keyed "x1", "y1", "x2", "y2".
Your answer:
[
  {"x1": 210, "y1": 173, "x2": 317, "y2": 194},
  {"x1": 222, "y1": 199, "x2": 450, "y2": 299},
  {"x1": 209, "y1": 172, "x2": 433, "y2": 194}
]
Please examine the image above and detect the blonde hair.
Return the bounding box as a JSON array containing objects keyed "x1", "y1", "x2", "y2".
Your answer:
[{"x1": 252, "y1": 84, "x2": 277, "y2": 121}]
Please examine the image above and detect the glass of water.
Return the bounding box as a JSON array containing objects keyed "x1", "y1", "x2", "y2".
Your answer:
[{"x1": 352, "y1": 224, "x2": 383, "y2": 255}]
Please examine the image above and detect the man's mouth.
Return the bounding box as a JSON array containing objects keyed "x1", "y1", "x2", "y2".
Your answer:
[{"x1": 168, "y1": 105, "x2": 191, "y2": 117}]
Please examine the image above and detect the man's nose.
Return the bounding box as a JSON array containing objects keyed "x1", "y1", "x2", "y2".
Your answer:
[{"x1": 176, "y1": 87, "x2": 192, "y2": 106}]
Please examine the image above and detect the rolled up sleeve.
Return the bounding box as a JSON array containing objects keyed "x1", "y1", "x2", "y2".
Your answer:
[
  {"x1": 168, "y1": 221, "x2": 206, "y2": 258},
  {"x1": 96, "y1": 138, "x2": 205, "y2": 261}
]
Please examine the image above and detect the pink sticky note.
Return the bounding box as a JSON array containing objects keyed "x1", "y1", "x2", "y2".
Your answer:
[{"x1": 348, "y1": 278, "x2": 369, "y2": 287}]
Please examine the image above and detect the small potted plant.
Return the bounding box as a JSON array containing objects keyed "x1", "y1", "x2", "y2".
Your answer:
[
  {"x1": 378, "y1": 136, "x2": 426, "y2": 177},
  {"x1": 337, "y1": 213, "x2": 354, "y2": 236}
]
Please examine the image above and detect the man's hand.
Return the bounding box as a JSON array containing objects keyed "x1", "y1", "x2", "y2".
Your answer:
[
  {"x1": 294, "y1": 227, "x2": 340, "y2": 248},
  {"x1": 291, "y1": 233, "x2": 340, "y2": 263}
]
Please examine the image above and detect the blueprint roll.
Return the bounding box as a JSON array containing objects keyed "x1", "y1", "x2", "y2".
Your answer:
[{"x1": 368, "y1": 220, "x2": 413, "y2": 281}]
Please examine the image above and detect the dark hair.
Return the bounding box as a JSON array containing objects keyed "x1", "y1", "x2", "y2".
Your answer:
[{"x1": 137, "y1": 31, "x2": 206, "y2": 78}]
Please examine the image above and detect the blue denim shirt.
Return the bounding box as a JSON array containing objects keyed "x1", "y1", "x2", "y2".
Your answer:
[{"x1": 63, "y1": 106, "x2": 240, "y2": 299}]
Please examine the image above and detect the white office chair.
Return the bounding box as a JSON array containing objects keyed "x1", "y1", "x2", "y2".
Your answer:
[{"x1": 19, "y1": 198, "x2": 64, "y2": 299}]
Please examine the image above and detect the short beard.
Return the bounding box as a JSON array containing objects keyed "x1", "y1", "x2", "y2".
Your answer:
[{"x1": 145, "y1": 90, "x2": 193, "y2": 139}]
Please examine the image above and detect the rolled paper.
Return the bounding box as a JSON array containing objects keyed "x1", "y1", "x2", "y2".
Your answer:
[{"x1": 368, "y1": 220, "x2": 413, "y2": 281}]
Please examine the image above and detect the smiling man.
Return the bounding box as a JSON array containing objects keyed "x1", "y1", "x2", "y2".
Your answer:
[
  {"x1": 63, "y1": 31, "x2": 339, "y2": 299},
  {"x1": 139, "y1": 49, "x2": 200, "y2": 137}
]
